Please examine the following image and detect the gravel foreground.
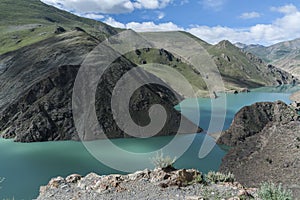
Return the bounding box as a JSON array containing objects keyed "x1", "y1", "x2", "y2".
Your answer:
[{"x1": 37, "y1": 168, "x2": 258, "y2": 200}]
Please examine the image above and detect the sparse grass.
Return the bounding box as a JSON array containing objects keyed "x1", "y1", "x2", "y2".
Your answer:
[
  {"x1": 150, "y1": 151, "x2": 176, "y2": 169},
  {"x1": 205, "y1": 171, "x2": 235, "y2": 184},
  {"x1": 125, "y1": 48, "x2": 208, "y2": 95},
  {"x1": 189, "y1": 174, "x2": 204, "y2": 185},
  {"x1": 258, "y1": 182, "x2": 293, "y2": 200},
  {"x1": 0, "y1": 0, "x2": 117, "y2": 55}
]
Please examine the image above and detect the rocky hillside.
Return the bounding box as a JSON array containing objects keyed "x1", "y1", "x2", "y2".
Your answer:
[
  {"x1": 217, "y1": 101, "x2": 300, "y2": 198},
  {"x1": 217, "y1": 101, "x2": 298, "y2": 146},
  {"x1": 37, "y1": 168, "x2": 258, "y2": 200},
  {"x1": 239, "y1": 38, "x2": 300, "y2": 79},
  {"x1": 0, "y1": 0, "x2": 297, "y2": 142},
  {"x1": 0, "y1": 0, "x2": 203, "y2": 142},
  {"x1": 0, "y1": 30, "x2": 201, "y2": 142}
]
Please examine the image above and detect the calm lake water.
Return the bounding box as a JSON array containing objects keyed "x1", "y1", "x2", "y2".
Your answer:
[{"x1": 0, "y1": 85, "x2": 299, "y2": 199}]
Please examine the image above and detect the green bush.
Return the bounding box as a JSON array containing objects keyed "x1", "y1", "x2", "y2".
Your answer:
[
  {"x1": 189, "y1": 174, "x2": 204, "y2": 184},
  {"x1": 258, "y1": 182, "x2": 293, "y2": 200},
  {"x1": 150, "y1": 151, "x2": 176, "y2": 169},
  {"x1": 205, "y1": 171, "x2": 235, "y2": 183}
]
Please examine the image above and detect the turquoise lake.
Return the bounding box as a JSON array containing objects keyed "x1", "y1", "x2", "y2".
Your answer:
[{"x1": 0, "y1": 85, "x2": 299, "y2": 199}]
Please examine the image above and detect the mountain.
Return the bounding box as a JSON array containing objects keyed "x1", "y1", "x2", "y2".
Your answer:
[
  {"x1": 0, "y1": 0, "x2": 201, "y2": 142},
  {"x1": 217, "y1": 101, "x2": 300, "y2": 197},
  {"x1": 240, "y1": 38, "x2": 300, "y2": 79},
  {"x1": 206, "y1": 40, "x2": 294, "y2": 88},
  {"x1": 0, "y1": 0, "x2": 120, "y2": 55},
  {"x1": 0, "y1": 0, "x2": 296, "y2": 142},
  {"x1": 125, "y1": 37, "x2": 296, "y2": 97}
]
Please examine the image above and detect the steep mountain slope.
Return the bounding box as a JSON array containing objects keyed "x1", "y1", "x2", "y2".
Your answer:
[
  {"x1": 207, "y1": 40, "x2": 294, "y2": 88},
  {"x1": 0, "y1": 1, "x2": 201, "y2": 142},
  {"x1": 0, "y1": 30, "x2": 201, "y2": 142},
  {"x1": 0, "y1": 0, "x2": 119, "y2": 55},
  {"x1": 125, "y1": 37, "x2": 296, "y2": 97},
  {"x1": 241, "y1": 38, "x2": 300, "y2": 79}
]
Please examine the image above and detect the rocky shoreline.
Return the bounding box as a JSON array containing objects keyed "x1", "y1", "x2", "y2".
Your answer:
[{"x1": 37, "y1": 168, "x2": 258, "y2": 200}]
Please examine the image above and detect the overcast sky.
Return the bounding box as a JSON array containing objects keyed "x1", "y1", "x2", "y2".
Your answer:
[{"x1": 41, "y1": 0, "x2": 300, "y2": 46}]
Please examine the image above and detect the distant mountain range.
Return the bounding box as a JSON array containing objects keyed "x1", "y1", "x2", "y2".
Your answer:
[
  {"x1": 0, "y1": 0, "x2": 296, "y2": 142},
  {"x1": 235, "y1": 39, "x2": 300, "y2": 79}
]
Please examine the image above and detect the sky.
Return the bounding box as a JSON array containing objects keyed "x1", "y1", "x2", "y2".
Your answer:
[{"x1": 41, "y1": 0, "x2": 300, "y2": 46}]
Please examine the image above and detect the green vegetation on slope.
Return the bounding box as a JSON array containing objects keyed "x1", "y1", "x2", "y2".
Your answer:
[
  {"x1": 208, "y1": 40, "x2": 273, "y2": 88},
  {"x1": 125, "y1": 48, "x2": 209, "y2": 96},
  {"x1": 125, "y1": 36, "x2": 294, "y2": 97},
  {"x1": 0, "y1": 0, "x2": 119, "y2": 54}
]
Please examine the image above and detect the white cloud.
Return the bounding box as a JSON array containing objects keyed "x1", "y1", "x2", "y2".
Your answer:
[
  {"x1": 104, "y1": 17, "x2": 183, "y2": 32},
  {"x1": 41, "y1": 0, "x2": 173, "y2": 14},
  {"x1": 80, "y1": 13, "x2": 104, "y2": 20},
  {"x1": 126, "y1": 21, "x2": 183, "y2": 32},
  {"x1": 271, "y1": 4, "x2": 298, "y2": 14},
  {"x1": 103, "y1": 4, "x2": 300, "y2": 46},
  {"x1": 104, "y1": 17, "x2": 126, "y2": 29},
  {"x1": 180, "y1": 0, "x2": 189, "y2": 5},
  {"x1": 239, "y1": 12, "x2": 261, "y2": 19},
  {"x1": 133, "y1": 0, "x2": 173, "y2": 9},
  {"x1": 186, "y1": 4, "x2": 300, "y2": 45},
  {"x1": 157, "y1": 12, "x2": 165, "y2": 19},
  {"x1": 200, "y1": 0, "x2": 226, "y2": 11}
]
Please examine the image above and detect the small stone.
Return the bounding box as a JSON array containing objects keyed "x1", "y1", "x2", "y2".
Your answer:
[
  {"x1": 66, "y1": 174, "x2": 82, "y2": 183},
  {"x1": 186, "y1": 196, "x2": 203, "y2": 200},
  {"x1": 48, "y1": 176, "x2": 65, "y2": 188}
]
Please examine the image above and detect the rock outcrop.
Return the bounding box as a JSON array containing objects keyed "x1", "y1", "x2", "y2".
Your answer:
[
  {"x1": 217, "y1": 101, "x2": 298, "y2": 146},
  {"x1": 37, "y1": 168, "x2": 258, "y2": 200},
  {"x1": 218, "y1": 101, "x2": 300, "y2": 198}
]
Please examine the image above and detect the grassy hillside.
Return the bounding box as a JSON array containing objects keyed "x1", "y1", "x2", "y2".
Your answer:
[
  {"x1": 0, "y1": 0, "x2": 119, "y2": 54},
  {"x1": 125, "y1": 35, "x2": 295, "y2": 96}
]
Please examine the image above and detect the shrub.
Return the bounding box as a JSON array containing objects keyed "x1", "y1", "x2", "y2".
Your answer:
[
  {"x1": 258, "y1": 182, "x2": 293, "y2": 200},
  {"x1": 189, "y1": 174, "x2": 204, "y2": 184},
  {"x1": 205, "y1": 171, "x2": 235, "y2": 183},
  {"x1": 150, "y1": 151, "x2": 176, "y2": 169}
]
